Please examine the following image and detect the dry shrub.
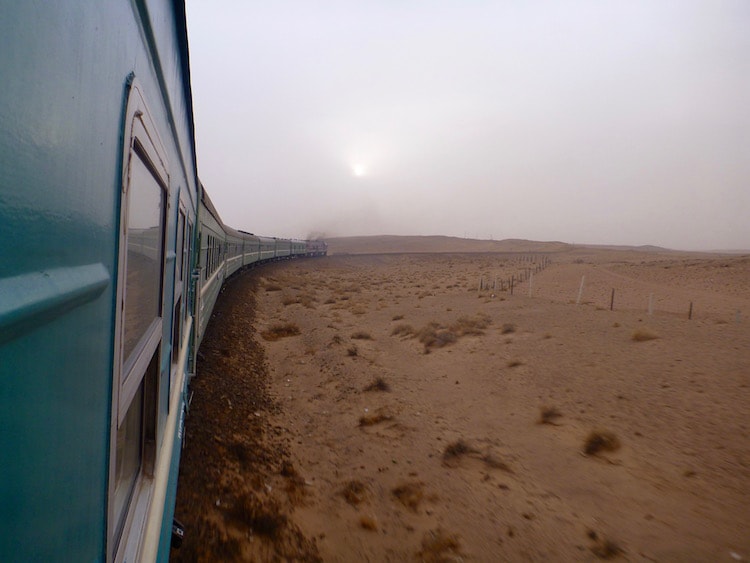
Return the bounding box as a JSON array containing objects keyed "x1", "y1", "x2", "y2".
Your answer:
[
  {"x1": 341, "y1": 480, "x2": 368, "y2": 505},
  {"x1": 417, "y1": 323, "x2": 457, "y2": 351},
  {"x1": 281, "y1": 294, "x2": 298, "y2": 306},
  {"x1": 351, "y1": 331, "x2": 373, "y2": 340},
  {"x1": 507, "y1": 360, "x2": 523, "y2": 368},
  {"x1": 392, "y1": 314, "x2": 404, "y2": 321},
  {"x1": 299, "y1": 294, "x2": 317, "y2": 309},
  {"x1": 442, "y1": 439, "x2": 478, "y2": 463},
  {"x1": 451, "y1": 313, "x2": 491, "y2": 336},
  {"x1": 359, "y1": 412, "x2": 393, "y2": 426},
  {"x1": 392, "y1": 482, "x2": 424, "y2": 512},
  {"x1": 265, "y1": 284, "x2": 282, "y2": 292},
  {"x1": 363, "y1": 377, "x2": 390, "y2": 392},
  {"x1": 482, "y1": 453, "x2": 512, "y2": 473},
  {"x1": 538, "y1": 406, "x2": 562, "y2": 425},
  {"x1": 228, "y1": 493, "x2": 287, "y2": 539},
  {"x1": 391, "y1": 323, "x2": 415, "y2": 337},
  {"x1": 632, "y1": 329, "x2": 659, "y2": 342},
  {"x1": 588, "y1": 530, "x2": 624, "y2": 559},
  {"x1": 261, "y1": 322, "x2": 300, "y2": 341},
  {"x1": 501, "y1": 323, "x2": 516, "y2": 334},
  {"x1": 584, "y1": 430, "x2": 621, "y2": 456},
  {"x1": 346, "y1": 345, "x2": 358, "y2": 357},
  {"x1": 359, "y1": 515, "x2": 378, "y2": 531},
  {"x1": 418, "y1": 528, "x2": 461, "y2": 562}
]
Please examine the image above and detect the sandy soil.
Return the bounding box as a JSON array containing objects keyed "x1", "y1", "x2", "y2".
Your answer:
[{"x1": 174, "y1": 243, "x2": 749, "y2": 562}]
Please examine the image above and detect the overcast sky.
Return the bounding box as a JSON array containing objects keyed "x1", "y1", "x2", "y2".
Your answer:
[{"x1": 186, "y1": 0, "x2": 749, "y2": 250}]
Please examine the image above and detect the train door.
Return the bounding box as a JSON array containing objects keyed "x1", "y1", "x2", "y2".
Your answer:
[{"x1": 109, "y1": 79, "x2": 168, "y2": 561}]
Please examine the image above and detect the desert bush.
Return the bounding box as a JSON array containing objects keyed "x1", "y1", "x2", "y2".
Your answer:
[
  {"x1": 392, "y1": 482, "x2": 423, "y2": 512},
  {"x1": 451, "y1": 313, "x2": 491, "y2": 336},
  {"x1": 418, "y1": 528, "x2": 461, "y2": 562},
  {"x1": 261, "y1": 323, "x2": 300, "y2": 341},
  {"x1": 583, "y1": 430, "x2": 621, "y2": 455},
  {"x1": 341, "y1": 480, "x2": 368, "y2": 505},
  {"x1": 538, "y1": 406, "x2": 562, "y2": 425},
  {"x1": 391, "y1": 323, "x2": 415, "y2": 337},
  {"x1": 632, "y1": 329, "x2": 658, "y2": 342},
  {"x1": 281, "y1": 294, "x2": 298, "y2": 306},
  {"x1": 265, "y1": 284, "x2": 282, "y2": 292},
  {"x1": 351, "y1": 331, "x2": 373, "y2": 340},
  {"x1": 229, "y1": 493, "x2": 286, "y2": 538},
  {"x1": 588, "y1": 530, "x2": 624, "y2": 559},
  {"x1": 363, "y1": 377, "x2": 390, "y2": 392},
  {"x1": 359, "y1": 516, "x2": 378, "y2": 531},
  {"x1": 442, "y1": 440, "x2": 477, "y2": 462},
  {"x1": 359, "y1": 412, "x2": 392, "y2": 426},
  {"x1": 418, "y1": 325, "x2": 457, "y2": 350},
  {"x1": 392, "y1": 314, "x2": 404, "y2": 321},
  {"x1": 347, "y1": 345, "x2": 358, "y2": 357},
  {"x1": 501, "y1": 323, "x2": 516, "y2": 334}
]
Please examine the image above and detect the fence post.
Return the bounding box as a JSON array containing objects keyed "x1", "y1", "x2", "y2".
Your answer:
[{"x1": 576, "y1": 275, "x2": 585, "y2": 305}]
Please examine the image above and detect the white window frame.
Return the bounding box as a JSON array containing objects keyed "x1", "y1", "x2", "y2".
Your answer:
[{"x1": 108, "y1": 77, "x2": 170, "y2": 563}]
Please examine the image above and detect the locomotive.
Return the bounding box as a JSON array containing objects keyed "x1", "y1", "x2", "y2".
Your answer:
[{"x1": 0, "y1": 2, "x2": 324, "y2": 561}]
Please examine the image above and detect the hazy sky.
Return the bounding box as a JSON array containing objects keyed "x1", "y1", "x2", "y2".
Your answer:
[{"x1": 186, "y1": 1, "x2": 749, "y2": 250}]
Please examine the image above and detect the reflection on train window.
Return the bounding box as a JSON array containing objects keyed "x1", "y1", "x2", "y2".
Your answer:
[
  {"x1": 113, "y1": 382, "x2": 143, "y2": 543},
  {"x1": 176, "y1": 210, "x2": 185, "y2": 283},
  {"x1": 123, "y1": 147, "x2": 165, "y2": 364}
]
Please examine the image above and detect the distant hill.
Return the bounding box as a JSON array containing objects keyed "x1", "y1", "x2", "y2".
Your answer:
[{"x1": 323, "y1": 235, "x2": 572, "y2": 255}]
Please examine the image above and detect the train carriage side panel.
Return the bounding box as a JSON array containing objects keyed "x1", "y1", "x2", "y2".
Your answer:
[
  {"x1": 239, "y1": 231, "x2": 261, "y2": 266},
  {"x1": 224, "y1": 226, "x2": 246, "y2": 277},
  {"x1": 195, "y1": 190, "x2": 226, "y2": 348},
  {"x1": 276, "y1": 238, "x2": 292, "y2": 258},
  {"x1": 258, "y1": 235, "x2": 276, "y2": 262},
  {"x1": 0, "y1": 1, "x2": 199, "y2": 561}
]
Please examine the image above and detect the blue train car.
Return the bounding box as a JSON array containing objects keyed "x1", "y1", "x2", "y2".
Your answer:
[{"x1": 0, "y1": 2, "x2": 198, "y2": 561}]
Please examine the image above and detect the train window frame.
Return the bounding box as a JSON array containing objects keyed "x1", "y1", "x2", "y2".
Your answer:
[
  {"x1": 109, "y1": 77, "x2": 169, "y2": 563},
  {"x1": 171, "y1": 205, "x2": 186, "y2": 368}
]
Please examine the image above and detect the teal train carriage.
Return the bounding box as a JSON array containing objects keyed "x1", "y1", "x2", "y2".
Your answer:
[
  {"x1": 0, "y1": 2, "x2": 326, "y2": 561},
  {"x1": 0, "y1": 1, "x2": 199, "y2": 560}
]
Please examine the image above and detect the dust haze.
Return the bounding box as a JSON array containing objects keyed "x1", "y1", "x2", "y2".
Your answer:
[{"x1": 186, "y1": 0, "x2": 749, "y2": 251}]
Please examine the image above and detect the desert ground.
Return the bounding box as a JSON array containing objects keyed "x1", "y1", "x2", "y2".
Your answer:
[{"x1": 173, "y1": 239, "x2": 749, "y2": 562}]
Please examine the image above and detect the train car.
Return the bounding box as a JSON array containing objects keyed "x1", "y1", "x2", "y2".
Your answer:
[
  {"x1": 258, "y1": 236, "x2": 277, "y2": 262},
  {"x1": 291, "y1": 239, "x2": 308, "y2": 257},
  {"x1": 275, "y1": 237, "x2": 292, "y2": 259},
  {"x1": 195, "y1": 188, "x2": 227, "y2": 348},
  {"x1": 307, "y1": 239, "x2": 329, "y2": 257},
  {"x1": 1, "y1": 3, "x2": 329, "y2": 562},
  {"x1": 0, "y1": 2, "x2": 198, "y2": 561}
]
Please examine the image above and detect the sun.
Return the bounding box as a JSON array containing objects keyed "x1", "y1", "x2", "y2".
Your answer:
[{"x1": 352, "y1": 164, "x2": 367, "y2": 177}]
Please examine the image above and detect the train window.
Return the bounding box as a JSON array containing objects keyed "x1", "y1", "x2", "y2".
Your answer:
[
  {"x1": 171, "y1": 297, "x2": 181, "y2": 366},
  {"x1": 176, "y1": 210, "x2": 185, "y2": 283},
  {"x1": 185, "y1": 220, "x2": 193, "y2": 319},
  {"x1": 110, "y1": 78, "x2": 167, "y2": 560},
  {"x1": 122, "y1": 146, "x2": 165, "y2": 364}
]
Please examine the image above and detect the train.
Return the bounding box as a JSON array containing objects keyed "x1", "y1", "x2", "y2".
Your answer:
[{"x1": 0, "y1": 2, "x2": 325, "y2": 561}]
